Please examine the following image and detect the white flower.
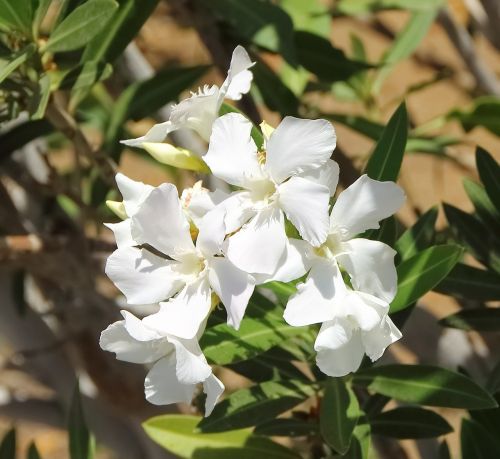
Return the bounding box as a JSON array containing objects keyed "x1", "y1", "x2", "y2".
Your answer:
[
  {"x1": 283, "y1": 175, "x2": 405, "y2": 376},
  {"x1": 122, "y1": 46, "x2": 255, "y2": 146},
  {"x1": 204, "y1": 112, "x2": 338, "y2": 275},
  {"x1": 106, "y1": 181, "x2": 255, "y2": 333},
  {"x1": 100, "y1": 310, "x2": 223, "y2": 415}
]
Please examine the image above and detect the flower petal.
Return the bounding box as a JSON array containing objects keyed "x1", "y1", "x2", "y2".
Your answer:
[
  {"x1": 219, "y1": 45, "x2": 255, "y2": 102},
  {"x1": 131, "y1": 183, "x2": 195, "y2": 259},
  {"x1": 283, "y1": 259, "x2": 346, "y2": 326},
  {"x1": 208, "y1": 257, "x2": 255, "y2": 330},
  {"x1": 362, "y1": 316, "x2": 402, "y2": 362},
  {"x1": 220, "y1": 191, "x2": 256, "y2": 233},
  {"x1": 145, "y1": 355, "x2": 196, "y2": 406},
  {"x1": 105, "y1": 220, "x2": 134, "y2": 248},
  {"x1": 337, "y1": 238, "x2": 398, "y2": 303},
  {"x1": 196, "y1": 205, "x2": 227, "y2": 257},
  {"x1": 265, "y1": 117, "x2": 336, "y2": 184},
  {"x1": 121, "y1": 121, "x2": 174, "y2": 147},
  {"x1": 105, "y1": 247, "x2": 183, "y2": 304},
  {"x1": 181, "y1": 182, "x2": 229, "y2": 227},
  {"x1": 330, "y1": 174, "x2": 405, "y2": 239},
  {"x1": 278, "y1": 176, "x2": 330, "y2": 246},
  {"x1": 203, "y1": 374, "x2": 225, "y2": 416},
  {"x1": 299, "y1": 159, "x2": 339, "y2": 196},
  {"x1": 115, "y1": 173, "x2": 153, "y2": 216},
  {"x1": 341, "y1": 290, "x2": 386, "y2": 332},
  {"x1": 226, "y1": 207, "x2": 287, "y2": 275},
  {"x1": 204, "y1": 113, "x2": 261, "y2": 188},
  {"x1": 169, "y1": 336, "x2": 212, "y2": 385},
  {"x1": 314, "y1": 319, "x2": 365, "y2": 377},
  {"x1": 143, "y1": 276, "x2": 211, "y2": 340}
]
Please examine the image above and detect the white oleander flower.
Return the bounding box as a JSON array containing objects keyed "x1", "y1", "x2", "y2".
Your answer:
[
  {"x1": 100, "y1": 310, "x2": 223, "y2": 415},
  {"x1": 283, "y1": 175, "x2": 405, "y2": 376},
  {"x1": 203, "y1": 112, "x2": 338, "y2": 276},
  {"x1": 105, "y1": 180, "x2": 255, "y2": 333},
  {"x1": 122, "y1": 46, "x2": 255, "y2": 147}
]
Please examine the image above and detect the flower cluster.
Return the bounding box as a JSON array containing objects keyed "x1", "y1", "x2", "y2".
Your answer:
[{"x1": 100, "y1": 46, "x2": 405, "y2": 416}]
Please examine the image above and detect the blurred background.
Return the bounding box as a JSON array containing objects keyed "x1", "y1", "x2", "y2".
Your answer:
[{"x1": 0, "y1": 0, "x2": 499, "y2": 457}]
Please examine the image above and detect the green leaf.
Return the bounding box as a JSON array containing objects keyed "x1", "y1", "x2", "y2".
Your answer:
[
  {"x1": 32, "y1": 0, "x2": 53, "y2": 38},
  {"x1": 369, "y1": 407, "x2": 452, "y2": 438},
  {"x1": 476, "y1": 147, "x2": 500, "y2": 213},
  {"x1": 0, "y1": 428, "x2": 15, "y2": 459},
  {"x1": 463, "y1": 179, "x2": 500, "y2": 231},
  {"x1": 449, "y1": 96, "x2": 500, "y2": 137},
  {"x1": 0, "y1": 44, "x2": 36, "y2": 85},
  {"x1": 44, "y1": 0, "x2": 118, "y2": 53},
  {"x1": 395, "y1": 206, "x2": 438, "y2": 260},
  {"x1": 280, "y1": 0, "x2": 329, "y2": 36},
  {"x1": 68, "y1": 383, "x2": 94, "y2": 459},
  {"x1": 320, "y1": 378, "x2": 360, "y2": 454},
  {"x1": 342, "y1": 421, "x2": 370, "y2": 459},
  {"x1": 197, "y1": 380, "x2": 316, "y2": 433},
  {"x1": 364, "y1": 102, "x2": 407, "y2": 182},
  {"x1": 27, "y1": 442, "x2": 42, "y2": 459},
  {"x1": 82, "y1": 0, "x2": 159, "y2": 63},
  {"x1": 0, "y1": 0, "x2": 32, "y2": 34},
  {"x1": 390, "y1": 244, "x2": 463, "y2": 313},
  {"x1": 435, "y1": 263, "x2": 500, "y2": 301},
  {"x1": 444, "y1": 203, "x2": 500, "y2": 274},
  {"x1": 254, "y1": 418, "x2": 319, "y2": 437},
  {"x1": 206, "y1": 0, "x2": 297, "y2": 66},
  {"x1": 337, "y1": 0, "x2": 444, "y2": 14},
  {"x1": 439, "y1": 308, "x2": 500, "y2": 332},
  {"x1": 56, "y1": 61, "x2": 112, "y2": 92},
  {"x1": 364, "y1": 216, "x2": 398, "y2": 246},
  {"x1": 461, "y1": 418, "x2": 500, "y2": 459},
  {"x1": 295, "y1": 31, "x2": 371, "y2": 83},
  {"x1": 143, "y1": 415, "x2": 300, "y2": 459},
  {"x1": 30, "y1": 73, "x2": 51, "y2": 120},
  {"x1": 353, "y1": 364, "x2": 498, "y2": 409}
]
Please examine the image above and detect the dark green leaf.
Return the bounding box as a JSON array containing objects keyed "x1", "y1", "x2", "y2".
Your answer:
[
  {"x1": 56, "y1": 61, "x2": 112, "y2": 92},
  {"x1": 364, "y1": 216, "x2": 397, "y2": 246},
  {"x1": 369, "y1": 407, "x2": 452, "y2": 438},
  {"x1": 435, "y1": 263, "x2": 500, "y2": 301},
  {"x1": 143, "y1": 415, "x2": 300, "y2": 459},
  {"x1": 0, "y1": 44, "x2": 36, "y2": 84},
  {"x1": 44, "y1": 0, "x2": 118, "y2": 53},
  {"x1": 0, "y1": 120, "x2": 52, "y2": 162},
  {"x1": 390, "y1": 244, "x2": 463, "y2": 313},
  {"x1": 365, "y1": 102, "x2": 407, "y2": 182},
  {"x1": 82, "y1": 0, "x2": 159, "y2": 63},
  {"x1": 341, "y1": 421, "x2": 370, "y2": 459},
  {"x1": 197, "y1": 380, "x2": 316, "y2": 432},
  {"x1": 68, "y1": 383, "x2": 93, "y2": 459},
  {"x1": 295, "y1": 31, "x2": 371, "y2": 82},
  {"x1": 27, "y1": 442, "x2": 42, "y2": 459},
  {"x1": 207, "y1": 0, "x2": 297, "y2": 66},
  {"x1": 353, "y1": 364, "x2": 498, "y2": 409},
  {"x1": 461, "y1": 418, "x2": 500, "y2": 459},
  {"x1": 0, "y1": 428, "x2": 15, "y2": 459},
  {"x1": 0, "y1": 0, "x2": 32, "y2": 34},
  {"x1": 254, "y1": 418, "x2": 319, "y2": 437},
  {"x1": 11, "y1": 270, "x2": 26, "y2": 316},
  {"x1": 486, "y1": 361, "x2": 500, "y2": 393},
  {"x1": 395, "y1": 206, "x2": 438, "y2": 260},
  {"x1": 439, "y1": 308, "x2": 500, "y2": 332},
  {"x1": 449, "y1": 96, "x2": 500, "y2": 137},
  {"x1": 438, "y1": 441, "x2": 451, "y2": 459},
  {"x1": 476, "y1": 147, "x2": 500, "y2": 213},
  {"x1": 463, "y1": 179, "x2": 500, "y2": 231},
  {"x1": 320, "y1": 378, "x2": 360, "y2": 454}
]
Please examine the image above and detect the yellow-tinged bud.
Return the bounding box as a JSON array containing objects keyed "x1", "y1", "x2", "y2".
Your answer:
[
  {"x1": 210, "y1": 292, "x2": 221, "y2": 311},
  {"x1": 106, "y1": 200, "x2": 127, "y2": 220},
  {"x1": 259, "y1": 120, "x2": 275, "y2": 140},
  {"x1": 142, "y1": 142, "x2": 210, "y2": 173}
]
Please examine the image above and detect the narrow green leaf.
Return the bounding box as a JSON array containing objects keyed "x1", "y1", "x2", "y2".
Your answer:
[
  {"x1": 337, "y1": 0, "x2": 444, "y2": 14},
  {"x1": 449, "y1": 96, "x2": 500, "y2": 138},
  {"x1": 0, "y1": 0, "x2": 32, "y2": 34},
  {"x1": 395, "y1": 206, "x2": 438, "y2": 260},
  {"x1": 32, "y1": 0, "x2": 53, "y2": 38},
  {"x1": 197, "y1": 380, "x2": 316, "y2": 433},
  {"x1": 320, "y1": 379, "x2": 360, "y2": 454},
  {"x1": 27, "y1": 442, "x2": 42, "y2": 459},
  {"x1": 461, "y1": 418, "x2": 500, "y2": 459},
  {"x1": 143, "y1": 415, "x2": 300, "y2": 459},
  {"x1": 254, "y1": 418, "x2": 319, "y2": 437},
  {"x1": 369, "y1": 407, "x2": 452, "y2": 438},
  {"x1": 476, "y1": 147, "x2": 500, "y2": 213},
  {"x1": 353, "y1": 364, "x2": 498, "y2": 409},
  {"x1": 0, "y1": 44, "x2": 36, "y2": 84},
  {"x1": 68, "y1": 383, "x2": 93, "y2": 459},
  {"x1": 438, "y1": 441, "x2": 451, "y2": 459},
  {"x1": 44, "y1": 0, "x2": 118, "y2": 53},
  {"x1": 342, "y1": 421, "x2": 370, "y2": 459},
  {"x1": 295, "y1": 31, "x2": 371, "y2": 82},
  {"x1": 364, "y1": 216, "x2": 398, "y2": 246},
  {"x1": 463, "y1": 179, "x2": 500, "y2": 231},
  {"x1": 390, "y1": 245, "x2": 463, "y2": 313},
  {"x1": 486, "y1": 361, "x2": 500, "y2": 393},
  {"x1": 439, "y1": 308, "x2": 500, "y2": 332},
  {"x1": 30, "y1": 73, "x2": 51, "y2": 120},
  {"x1": 435, "y1": 263, "x2": 500, "y2": 301},
  {"x1": 0, "y1": 428, "x2": 15, "y2": 459},
  {"x1": 82, "y1": 0, "x2": 159, "y2": 63},
  {"x1": 365, "y1": 102, "x2": 407, "y2": 182}
]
